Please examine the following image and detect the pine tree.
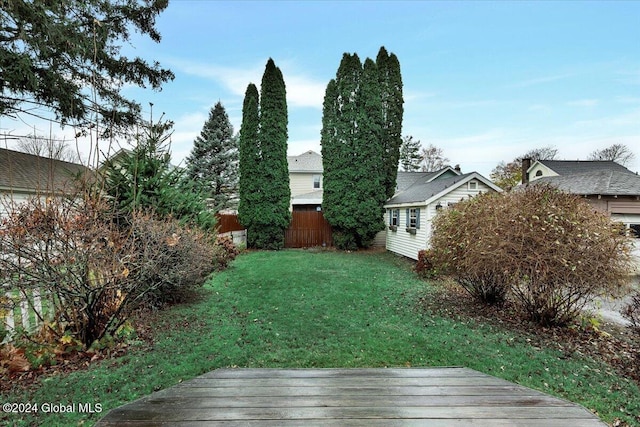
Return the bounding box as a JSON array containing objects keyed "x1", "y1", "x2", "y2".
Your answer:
[
  {"x1": 399, "y1": 135, "x2": 423, "y2": 172},
  {"x1": 185, "y1": 102, "x2": 238, "y2": 210},
  {"x1": 376, "y1": 47, "x2": 404, "y2": 199},
  {"x1": 253, "y1": 59, "x2": 291, "y2": 249},
  {"x1": 238, "y1": 84, "x2": 261, "y2": 245}
]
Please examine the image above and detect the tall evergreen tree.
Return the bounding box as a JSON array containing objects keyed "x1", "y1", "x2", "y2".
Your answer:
[
  {"x1": 185, "y1": 102, "x2": 238, "y2": 210},
  {"x1": 237, "y1": 60, "x2": 290, "y2": 250},
  {"x1": 1, "y1": 0, "x2": 174, "y2": 131},
  {"x1": 322, "y1": 53, "x2": 388, "y2": 249},
  {"x1": 376, "y1": 47, "x2": 404, "y2": 199},
  {"x1": 254, "y1": 58, "x2": 290, "y2": 249},
  {"x1": 238, "y1": 84, "x2": 260, "y2": 245}
]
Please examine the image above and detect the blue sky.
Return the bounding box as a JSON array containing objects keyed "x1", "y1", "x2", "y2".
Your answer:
[{"x1": 3, "y1": 1, "x2": 640, "y2": 177}]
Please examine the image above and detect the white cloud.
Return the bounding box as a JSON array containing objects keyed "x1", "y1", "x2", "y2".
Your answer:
[
  {"x1": 168, "y1": 58, "x2": 326, "y2": 109},
  {"x1": 528, "y1": 104, "x2": 552, "y2": 112},
  {"x1": 567, "y1": 99, "x2": 598, "y2": 107},
  {"x1": 573, "y1": 108, "x2": 640, "y2": 128},
  {"x1": 508, "y1": 73, "x2": 574, "y2": 88}
]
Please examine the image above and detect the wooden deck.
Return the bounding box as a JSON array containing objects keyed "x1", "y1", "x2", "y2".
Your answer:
[{"x1": 96, "y1": 367, "x2": 606, "y2": 426}]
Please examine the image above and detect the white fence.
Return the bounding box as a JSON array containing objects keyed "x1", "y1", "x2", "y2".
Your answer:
[{"x1": 1, "y1": 288, "x2": 52, "y2": 343}]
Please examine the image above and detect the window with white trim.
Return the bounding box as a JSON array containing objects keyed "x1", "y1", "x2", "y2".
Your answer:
[
  {"x1": 313, "y1": 175, "x2": 321, "y2": 189},
  {"x1": 468, "y1": 181, "x2": 478, "y2": 190},
  {"x1": 406, "y1": 208, "x2": 420, "y2": 229},
  {"x1": 389, "y1": 209, "x2": 400, "y2": 226}
]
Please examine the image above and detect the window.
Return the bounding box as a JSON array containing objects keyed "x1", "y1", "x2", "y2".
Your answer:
[
  {"x1": 468, "y1": 181, "x2": 478, "y2": 190},
  {"x1": 313, "y1": 175, "x2": 321, "y2": 189},
  {"x1": 535, "y1": 170, "x2": 543, "y2": 177},
  {"x1": 389, "y1": 209, "x2": 400, "y2": 226},
  {"x1": 630, "y1": 224, "x2": 640, "y2": 238},
  {"x1": 405, "y1": 208, "x2": 420, "y2": 230}
]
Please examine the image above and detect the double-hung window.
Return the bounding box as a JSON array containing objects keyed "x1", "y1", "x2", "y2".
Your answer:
[{"x1": 405, "y1": 208, "x2": 420, "y2": 232}]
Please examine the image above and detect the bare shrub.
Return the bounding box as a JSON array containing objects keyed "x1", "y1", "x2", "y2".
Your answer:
[
  {"x1": 430, "y1": 192, "x2": 511, "y2": 304},
  {"x1": 0, "y1": 195, "x2": 140, "y2": 347},
  {"x1": 0, "y1": 194, "x2": 216, "y2": 347},
  {"x1": 131, "y1": 213, "x2": 217, "y2": 307},
  {"x1": 623, "y1": 290, "x2": 640, "y2": 334},
  {"x1": 430, "y1": 185, "x2": 633, "y2": 326},
  {"x1": 415, "y1": 249, "x2": 439, "y2": 280}
]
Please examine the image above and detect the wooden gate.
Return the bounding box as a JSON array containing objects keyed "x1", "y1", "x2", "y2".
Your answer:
[{"x1": 285, "y1": 211, "x2": 333, "y2": 248}]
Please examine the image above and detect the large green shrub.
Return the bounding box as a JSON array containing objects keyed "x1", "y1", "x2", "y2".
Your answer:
[{"x1": 430, "y1": 184, "x2": 633, "y2": 326}]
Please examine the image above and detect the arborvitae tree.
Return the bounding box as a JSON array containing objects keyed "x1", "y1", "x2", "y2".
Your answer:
[
  {"x1": 399, "y1": 135, "x2": 423, "y2": 172},
  {"x1": 376, "y1": 47, "x2": 404, "y2": 199},
  {"x1": 322, "y1": 48, "x2": 403, "y2": 250},
  {"x1": 185, "y1": 102, "x2": 238, "y2": 210},
  {"x1": 253, "y1": 59, "x2": 291, "y2": 249},
  {"x1": 322, "y1": 53, "x2": 386, "y2": 249},
  {"x1": 237, "y1": 59, "x2": 290, "y2": 250},
  {"x1": 238, "y1": 84, "x2": 261, "y2": 245}
]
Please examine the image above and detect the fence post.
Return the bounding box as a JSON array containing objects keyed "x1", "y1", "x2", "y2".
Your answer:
[{"x1": 3, "y1": 292, "x2": 15, "y2": 342}]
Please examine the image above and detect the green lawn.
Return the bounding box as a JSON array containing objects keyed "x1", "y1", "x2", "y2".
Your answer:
[{"x1": 2, "y1": 250, "x2": 639, "y2": 426}]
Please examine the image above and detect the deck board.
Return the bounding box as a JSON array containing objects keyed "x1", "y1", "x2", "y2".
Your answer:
[{"x1": 96, "y1": 367, "x2": 606, "y2": 426}]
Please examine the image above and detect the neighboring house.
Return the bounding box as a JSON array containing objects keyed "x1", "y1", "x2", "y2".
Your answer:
[
  {"x1": 523, "y1": 159, "x2": 640, "y2": 238},
  {"x1": 287, "y1": 150, "x2": 323, "y2": 211},
  {"x1": 0, "y1": 148, "x2": 89, "y2": 216},
  {"x1": 384, "y1": 167, "x2": 502, "y2": 260}
]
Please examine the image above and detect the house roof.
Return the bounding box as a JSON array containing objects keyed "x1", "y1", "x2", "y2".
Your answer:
[
  {"x1": 287, "y1": 150, "x2": 323, "y2": 172},
  {"x1": 0, "y1": 148, "x2": 89, "y2": 194},
  {"x1": 386, "y1": 170, "x2": 502, "y2": 207},
  {"x1": 386, "y1": 173, "x2": 473, "y2": 205},
  {"x1": 534, "y1": 169, "x2": 640, "y2": 196},
  {"x1": 535, "y1": 160, "x2": 632, "y2": 176}
]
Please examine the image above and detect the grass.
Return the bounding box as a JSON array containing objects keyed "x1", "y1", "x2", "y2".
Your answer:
[{"x1": 2, "y1": 249, "x2": 639, "y2": 426}]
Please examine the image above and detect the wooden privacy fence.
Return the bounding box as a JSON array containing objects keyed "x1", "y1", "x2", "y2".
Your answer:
[
  {"x1": 215, "y1": 212, "x2": 333, "y2": 248},
  {"x1": 216, "y1": 214, "x2": 244, "y2": 234},
  {"x1": 216, "y1": 213, "x2": 247, "y2": 246},
  {"x1": 285, "y1": 210, "x2": 333, "y2": 248}
]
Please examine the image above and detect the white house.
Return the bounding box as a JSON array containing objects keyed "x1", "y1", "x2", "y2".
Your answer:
[
  {"x1": 384, "y1": 167, "x2": 502, "y2": 260},
  {"x1": 0, "y1": 148, "x2": 89, "y2": 216},
  {"x1": 287, "y1": 150, "x2": 323, "y2": 211}
]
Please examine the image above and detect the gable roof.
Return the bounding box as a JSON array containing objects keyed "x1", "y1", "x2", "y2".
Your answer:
[
  {"x1": 0, "y1": 148, "x2": 89, "y2": 194},
  {"x1": 535, "y1": 160, "x2": 632, "y2": 176},
  {"x1": 534, "y1": 169, "x2": 640, "y2": 196},
  {"x1": 385, "y1": 172, "x2": 501, "y2": 206},
  {"x1": 395, "y1": 167, "x2": 461, "y2": 193},
  {"x1": 287, "y1": 150, "x2": 323, "y2": 173}
]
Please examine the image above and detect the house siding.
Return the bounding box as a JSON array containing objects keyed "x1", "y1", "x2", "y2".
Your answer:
[
  {"x1": 385, "y1": 179, "x2": 496, "y2": 260},
  {"x1": 528, "y1": 163, "x2": 558, "y2": 182},
  {"x1": 385, "y1": 205, "x2": 429, "y2": 260},
  {"x1": 290, "y1": 172, "x2": 321, "y2": 198},
  {"x1": 0, "y1": 192, "x2": 31, "y2": 217}
]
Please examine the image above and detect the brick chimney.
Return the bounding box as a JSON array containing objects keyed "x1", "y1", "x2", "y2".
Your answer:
[
  {"x1": 454, "y1": 164, "x2": 461, "y2": 173},
  {"x1": 521, "y1": 158, "x2": 531, "y2": 184}
]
